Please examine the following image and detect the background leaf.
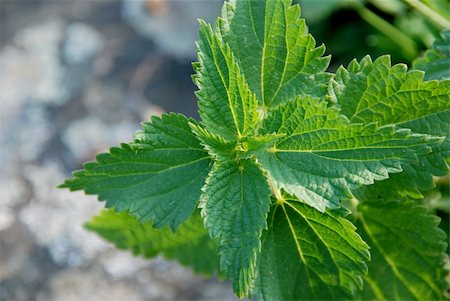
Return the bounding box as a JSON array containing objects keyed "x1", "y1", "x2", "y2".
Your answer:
[
  {"x1": 355, "y1": 200, "x2": 448, "y2": 301},
  {"x1": 86, "y1": 209, "x2": 221, "y2": 276},
  {"x1": 414, "y1": 30, "x2": 450, "y2": 81}
]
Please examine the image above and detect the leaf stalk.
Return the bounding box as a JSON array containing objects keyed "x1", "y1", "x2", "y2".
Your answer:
[
  {"x1": 352, "y1": 2, "x2": 419, "y2": 60},
  {"x1": 403, "y1": 0, "x2": 450, "y2": 30}
]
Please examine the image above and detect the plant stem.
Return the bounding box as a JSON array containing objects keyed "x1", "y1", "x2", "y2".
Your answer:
[
  {"x1": 403, "y1": 0, "x2": 450, "y2": 30},
  {"x1": 267, "y1": 176, "x2": 284, "y2": 203},
  {"x1": 352, "y1": 2, "x2": 418, "y2": 60}
]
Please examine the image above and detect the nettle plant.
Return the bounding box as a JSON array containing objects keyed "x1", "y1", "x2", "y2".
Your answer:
[{"x1": 61, "y1": 1, "x2": 450, "y2": 300}]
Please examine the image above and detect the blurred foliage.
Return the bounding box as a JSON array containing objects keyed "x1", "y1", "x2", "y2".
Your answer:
[
  {"x1": 414, "y1": 30, "x2": 450, "y2": 80},
  {"x1": 297, "y1": 0, "x2": 450, "y2": 69},
  {"x1": 422, "y1": 174, "x2": 450, "y2": 243}
]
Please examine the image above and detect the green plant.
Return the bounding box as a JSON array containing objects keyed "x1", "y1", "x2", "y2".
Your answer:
[
  {"x1": 61, "y1": 1, "x2": 450, "y2": 300},
  {"x1": 298, "y1": 0, "x2": 450, "y2": 65}
]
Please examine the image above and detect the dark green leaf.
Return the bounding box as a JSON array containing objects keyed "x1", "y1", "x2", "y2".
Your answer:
[
  {"x1": 333, "y1": 55, "x2": 450, "y2": 194},
  {"x1": 200, "y1": 159, "x2": 271, "y2": 298},
  {"x1": 60, "y1": 113, "x2": 212, "y2": 230},
  {"x1": 86, "y1": 209, "x2": 221, "y2": 276},
  {"x1": 217, "y1": 0, "x2": 332, "y2": 108},
  {"x1": 355, "y1": 201, "x2": 448, "y2": 301},
  {"x1": 414, "y1": 30, "x2": 450, "y2": 81},
  {"x1": 258, "y1": 199, "x2": 369, "y2": 300},
  {"x1": 195, "y1": 21, "x2": 259, "y2": 140},
  {"x1": 257, "y1": 96, "x2": 438, "y2": 211}
]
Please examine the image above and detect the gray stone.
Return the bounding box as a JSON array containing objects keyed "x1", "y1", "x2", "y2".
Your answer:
[
  {"x1": 63, "y1": 23, "x2": 103, "y2": 65},
  {"x1": 121, "y1": 0, "x2": 222, "y2": 59}
]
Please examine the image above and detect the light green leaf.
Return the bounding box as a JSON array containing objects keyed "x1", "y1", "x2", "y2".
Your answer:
[
  {"x1": 414, "y1": 30, "x2": 450, "y2": 81},
  {"x1": 217, "y1": 0, "x2": 332, "y2": 108},
  {"x1": 190, "y1": 122, "x2": 282, "y2": 162},
  {"x1": 86, "y1": 209, "x2": 221, "y2": 276},
  {"x1": 190, "y1": 122, "x2": 236, "y2": 162},
  {"x1": 333, "y1": 55, "x2": 450, "y2": 193},
  {"x1": 257, "y1": 199, "x2": 369, "y2": 301},
  {"x1": 257, "y1": 96, "x2": 438, "y2": 211},
  {"x1": 195, "y1": 20, "x2": 259, "y2": 140},
  {"x1": 60, "y1": 113, "x2": 212, "y2": 230},
  {"x1": 200, "y1": 159, "x2": 271, "y2": 298},
  {"x1": 355, "y1": 201, "x2": 448, "y2": 301},
  {"x1": 237, "y1": 134, "x2": 285, "y2": 159}
]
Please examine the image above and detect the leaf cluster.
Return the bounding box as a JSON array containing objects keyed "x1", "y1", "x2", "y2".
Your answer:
[{"x1": 61, "y1": 1, "x2": 450, "y2": 300}]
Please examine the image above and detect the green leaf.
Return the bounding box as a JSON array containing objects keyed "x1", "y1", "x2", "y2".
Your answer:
[
  {"x1": 200, "y1": 159, "x2": 271, "y2": 298},
  {"x1": 332, "y1": 55, "x2": 450, "y2": 193},
  {"x1": 298, "y1": 0, "x2": 350, "y2": 22},
  {"x1": 257, "y1": 199, "x2": 369, "y2": 301},
  {"x1": 257, "y1": 96, "x2": 438, "y2": 211},
  {"x1": 332, "y1": 55, "x2": 450, "y2": 130},
  {"x1": 237, "y1": 134, "x2": 285, "y2": 159},
  {"x1": 60, "y1": 113, "x2": 212, "y2": 230},
  {"x1": 332, "y1": 55, "x2": 450, "y2": 154},
  {"x1": 353, "y1": 165, "x2": 425, "y2": 203},
  {"x1": 86, "y1": 209, "x2": 221, "y2": 276},
  {"x1": 217, "y1": 0, "x2": 332, "y2": 108},
  {"x1": 195, "y1": 20, "x2": 259, "y2": 140},
  {"x1": 191, "y1": 121, "x2": 283, "y2": 162},
  {"x1": 190, "y1": 122, "x2": 237, "y2": 162},
  {"x1": 355, "y1": 201, "x2": 448, "y2": 301},
  {"x1": 414, "y1": 30, "x2": 450, "y2": 81}
]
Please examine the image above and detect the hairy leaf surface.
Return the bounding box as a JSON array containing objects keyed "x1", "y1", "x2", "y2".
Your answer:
[
  {"x1": 190, "y1": 122, "x2": 236, "y2": 162},
  {"x1": 60, "y1": 114, "x2": 212, "y2": 229},
  {"x1": 217, "y1": 0, "x2": 331, "y2": 107},
  {"x1": 333, "y1": 55, "x2": 450, "y2": 132},
  {"x1": 200, "y1": 159, "x2": 271, "y2": 297},
  {"x1": 333, "y1": 55, "x2": 450, "y2": 193},
  {"x1": 353, "y1": 165, "x2": 425, "y2": 202},
  {"x1": 413, "y1": 30, "x2": 450, "y2": 81},
  {"x1": 258, "y1": 199, "x2": 369, "y2": 301},
  {"x1": 86, "y1": 209, "x2": 221, "y2": 275},
  {"x1": 61, "y1": 1, "x2": 450, "y2": 300},
  {"x1": 191, "y1": 122, "x2": 283, "y2": 162},
  {"x1": 257, "y1": 97, "x2": 437, "y2": 211},
  {"x1": 355, "y1": 201, "x2": 448, "y2": 301},
  {"x1": 195, "y1": 21, "x2": 259, "y2": 140}
]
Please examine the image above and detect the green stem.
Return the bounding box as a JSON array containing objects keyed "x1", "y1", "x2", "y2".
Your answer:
[
  {"x1": 352, "y1": 2, "x2": 418, "y2": 60},
  {"x1": 267, "y1": 175, "x2": 283, "y2": 202},
  {"x1": 403, "y1": 0, "x2": 450, "y2": 30}
]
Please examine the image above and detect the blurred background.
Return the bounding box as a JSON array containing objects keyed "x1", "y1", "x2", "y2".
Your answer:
[{"x1": 0, "y1": 0, "x2": 448, "y2": 300}]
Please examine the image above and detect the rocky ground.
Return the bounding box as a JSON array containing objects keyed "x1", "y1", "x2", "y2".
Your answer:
[{"x1": 0, "y1": 1, "x2": 239, "y2": 300}]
